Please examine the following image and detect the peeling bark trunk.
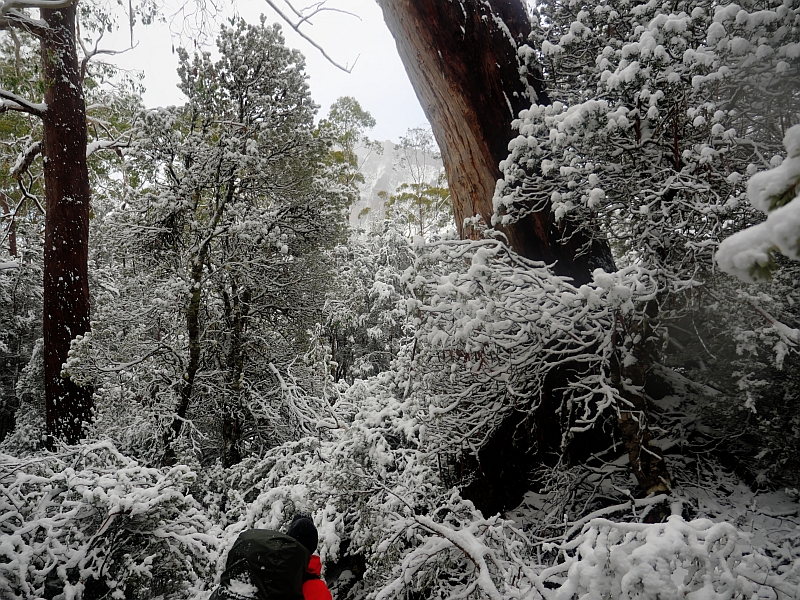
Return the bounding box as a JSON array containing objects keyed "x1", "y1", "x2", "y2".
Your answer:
[
  {"x1": 376, "y1": 0, "x2": 613, "y2": 284},
  {"x1": 40, "y1": 5, "x2": 93, "y2": 444}
]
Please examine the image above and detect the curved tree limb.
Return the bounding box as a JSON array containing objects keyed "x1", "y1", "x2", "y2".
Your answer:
[
  {"x1": 10, "y1": 140, "x2": 42, "y2": 179},
  {"x1": 0, "y1": 88, "x2": 45, "y2": 117}
]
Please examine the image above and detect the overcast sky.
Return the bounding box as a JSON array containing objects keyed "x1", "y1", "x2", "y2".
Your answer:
[{"x1": 107, "y1": 0, "x2": 428, "y2": 142}]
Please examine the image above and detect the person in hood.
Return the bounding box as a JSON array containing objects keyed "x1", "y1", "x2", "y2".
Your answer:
[{"x1": 286, "y1": 513, "x2": 333, "y2": 600}]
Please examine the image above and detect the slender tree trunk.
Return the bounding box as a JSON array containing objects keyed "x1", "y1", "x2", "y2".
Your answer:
[
  {"x1": 611, "y1": 304, "x2": 671, "y2": 495},
  {"x1": 0, "y1": 194, "x2": 17, "y2": 257},
  {"x1": 163, "y1": 259, "x2": 204, "y2": 465},
  {"x1": 40, "y1": 5, "x2": 93, "y2": 444},
  {"x1": 221, "y1": 276, "x2": 248, "y2": 468},
  {"x1": 376, "y1": 0, "x2": 613, "y2": 284}
]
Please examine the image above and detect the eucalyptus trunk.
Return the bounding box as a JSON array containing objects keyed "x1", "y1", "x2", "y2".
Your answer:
[
  {"x1": 376, "y1": 0, "x2": 613, "y2": 283},
  {"x1": 40, "y1": 4, "x2": 93, "y2": 444}
]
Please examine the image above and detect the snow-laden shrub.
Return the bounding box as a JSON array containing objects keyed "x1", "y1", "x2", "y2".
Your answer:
[
  {"x1": 554, "y1": 516, "x2": 799, "y2": 600},
  {"x1": 0, "y1": 441, "x2": 219, "y2": 599},
  {"x1": 718, "y1": 124, "x2": 800, "y2": 282},
  {"x1": 208, "y1": 421, "x2": 799, "y2": 600},
  {"x1": 400, "y1": 237, "x2": 658, "y2": 461}
]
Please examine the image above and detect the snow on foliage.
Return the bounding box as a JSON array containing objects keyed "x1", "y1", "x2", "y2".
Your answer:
[
  {"x1": 495, "y1": 0, "x2": 800, "y2": 452},
  {"x1": 61, "y1": 18, "x2": 348, "y2": 465},
  {"x1": 2, "y1": 3, "x2": 800, "y2": 600},
  {"x1": 718, "y1": 125, "x2": 800, "y2": 282},
  {"x1": 500, "y1": 0, "x2": 799, "y2": 290},
  {"x1": 554, "y1": 516, "x2": 798, "y2": 600},
  {"x1": 401, "y1": 238, "x2": 657, "y2": 458},
  {"x1": 0, "y1": 442, "x2": 218, "y2": 599}
]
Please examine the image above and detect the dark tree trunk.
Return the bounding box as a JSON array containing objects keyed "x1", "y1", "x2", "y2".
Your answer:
[
  {"x1": 1, "y1": 194, "x2": 17, "y2": 257},
  {"x1": 221, "y1": 277, "x2": 249, "y2": 468},
  {"x1": 611, "y1": 304, "x2": 671, "y2": 495},
  {"x1": 40, "y1": 5, "x2": 93, "y2": 444},
  {"x1": 163, "y1": 259, "x2": 204, "y2": 465},
  {"x1": 376, "y1": 0, "x2": 613, "y2": 284}
]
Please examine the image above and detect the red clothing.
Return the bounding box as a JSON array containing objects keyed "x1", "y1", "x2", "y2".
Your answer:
[{"x1": 303, "y1": 555, "x2": 332, "y2": 600}]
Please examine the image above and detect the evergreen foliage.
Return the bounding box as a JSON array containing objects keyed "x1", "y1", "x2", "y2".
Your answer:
[{"x1": 64, "y1": 18, "x2": 348, "y2": 466}]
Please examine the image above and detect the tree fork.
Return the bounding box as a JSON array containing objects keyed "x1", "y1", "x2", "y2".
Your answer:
[{"x1": 41, "y1": 4, "x2": 93, "y2": 444}]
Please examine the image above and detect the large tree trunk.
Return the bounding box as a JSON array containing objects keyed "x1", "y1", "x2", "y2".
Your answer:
[
  {"x1": 40, "y1": 4, "x2": 93, "y2": 444},
  {"x1": 376, "y1": 0, "x2": 613, "y2": 284},
  {"x1": 378, "y1": 0, "x2": 669, "y2": 511}
]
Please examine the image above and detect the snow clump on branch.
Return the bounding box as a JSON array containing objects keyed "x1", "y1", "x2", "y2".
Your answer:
[{"x1": 717, "y1": 125, "x2": 800, "y2": 282}]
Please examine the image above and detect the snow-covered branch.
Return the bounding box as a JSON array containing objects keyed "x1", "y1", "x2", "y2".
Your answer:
[
  {"x1": 0, "y1": 88, "x2": 45, "y2": 117},
  {"x1": 717, "y1": 125, "x2": 800, "y2": 282},
  {"x1": 10, "y1": 140, "x2": 41, "y2": 179},
  {"x1": 86, "y1": 137, "x2": 130, "y2": 159},
  {"x1": 0, "y1": 0, "x2": 73, "y2": 13},
  {"x1": 0, "y1": 6, "x2": 49, "y2": 36}
]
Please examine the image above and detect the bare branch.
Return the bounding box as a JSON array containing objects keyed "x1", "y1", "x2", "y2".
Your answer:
[
  {"x1": 17, "y1": 177, "x2": 45, "y2": 215},
  {"x1": 0, "y1": 0, "x2": 75, "y2": 35},
  {"x1": 81, "y1": 43, "x2": 139, "y2": 82},
  {"x1": 262, "y1": 0, "x2": 359, "y2": 73},
  {"x1": 0, "y1": 88, "x2": 45, "y2": 117}
]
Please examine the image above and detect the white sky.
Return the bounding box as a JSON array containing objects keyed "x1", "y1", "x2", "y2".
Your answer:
[{"x1": 107, "y1": 0, "x2": 429, "y2": 142}]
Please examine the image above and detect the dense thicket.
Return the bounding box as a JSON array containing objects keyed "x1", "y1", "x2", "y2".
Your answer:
[{"x1": 0, "y1": 1, "x2": 798, "y2": 600}]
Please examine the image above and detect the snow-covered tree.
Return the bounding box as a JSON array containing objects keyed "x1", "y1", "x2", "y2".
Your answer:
[
  {"x1": 324, "y1": 223, "x2": 414, "y2": 383},
  {"x1": 0, "y1": 0, "x2": 159, "y2": 443},
  {"x1": 484, "y1": 0, "x2": 800, "y2": 493},
  {"x1": 497, "y1": 0, "x2": 799, "y2": 290},
  {"x1": 67, "y1": 17, "x2": 348, "y2": 466},
  {"x1": 317, "y1": 95, "x2": 383, "y2": 206}
]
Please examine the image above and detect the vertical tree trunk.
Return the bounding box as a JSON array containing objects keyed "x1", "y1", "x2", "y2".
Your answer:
[
  {"x1": 163, "y1": 258, "x2": 204, "y2": 465},
  {"x1": 221, "y1": 277, "x2": 249, "y2": 468},
  {"x1": 40, "y1": 5, "x2": 93, "y2": 444},
  {"x1": 0, "y1": 194, "x2": 17, "y2": 257},
  {"x1": 376, "y1": 0, "x2": 614, "y2": 284}
]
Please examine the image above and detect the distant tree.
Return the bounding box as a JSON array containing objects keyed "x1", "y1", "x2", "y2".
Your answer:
[
  {"x1": 318, "y1": 95, "x2": 382, "y2": 205},
  {"x1": 383, "y1": 126, "x2": 452, "y2": 240}
]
